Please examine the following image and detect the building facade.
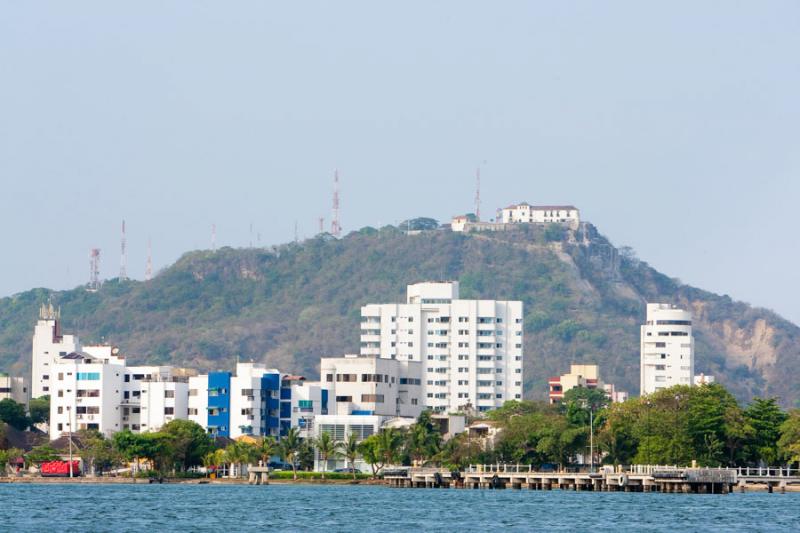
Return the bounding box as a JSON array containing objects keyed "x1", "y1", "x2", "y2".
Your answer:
[
  {"x1": 320, "y1": 354, "x2": 422, "y2": 419},
  {"x1": 360, "y1": 282, "x2": 523, "y2": 413},
  {"x1": 547, "y1": 363, "x2": 628, "y2": 404},
  {"x1": 31, "y1": 304, "x2": 80, "y2": 399},
  {"x1": 500, "y1": 203, "x2": 580, "y2": 228},
  {"x1": 640, "y1": 303, "x2": 694, "y2": 395},
  {"x1": 0, "y1": 374, "x2": 30, "y2": 406}
]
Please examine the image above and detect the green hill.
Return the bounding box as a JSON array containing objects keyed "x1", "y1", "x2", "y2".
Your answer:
[{"x1": 1, "y1": 223, "x2": 798, "y2": 406}]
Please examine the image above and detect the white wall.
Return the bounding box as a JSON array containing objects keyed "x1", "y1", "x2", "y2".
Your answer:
[
  {"x1": 361, "y1": 282, "x2": 523, "y2": 413},
  {"x1": 640, "y1": 303, "x2": 694, "y2": 395}
]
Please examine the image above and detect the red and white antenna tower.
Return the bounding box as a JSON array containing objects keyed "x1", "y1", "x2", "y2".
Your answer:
[
  {"x1": 474, "y1": 167, "x2": 481, "y2": 221},
  {"x1": 211, "y1": 224, "x2": 217, "y2": 252},
  {"x1": 88, "y1": 248, "x2": 101, "y2": 292},
  {"x1": 119, "y1": 220, "x2": 128, "y2": 281},
  {"x1": 145, "y1": 239, "x2": 153, "y2": 281},
  {"x1": 330, "y1": 169, "x2": 341, "y2": 237}
]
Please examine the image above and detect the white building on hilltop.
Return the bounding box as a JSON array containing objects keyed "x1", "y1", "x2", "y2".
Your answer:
[
  {"x1": 501, "y1": 203, "x2": 580, "y2": 229},
  {"x1": 640, "y1": 303, "x2": 694, "y2": 395},
  {"x1": 360, "y1": 282, "x2": 523, "y2": 413}
]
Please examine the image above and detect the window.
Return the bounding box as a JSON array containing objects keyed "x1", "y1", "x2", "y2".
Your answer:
[
  {"x1": 57, "y1": 390, "x2": 63, "y2": 398},
  {"x1": 58, "y1": 373, "x2": 64, "y2": 380},
  {"x1": 241, "y1": 389, "x2": 254, "y2": 396},
  {"x1": 335, "y1": 396, "x2": 353, "y2": 402},
  {"x1": 77, "y1": 372, "x2": 100, "y2": 381},
  {"x1": 336, "y1": 374, "x2": 357, "y2": 382},
  {"x1": 57, "y1": 406, "x2": 63, "y2": 414},
  {"x1": 325, "y1": 374, "x2": 333, "y2": 382},
  {"x1": 164, "y1": 407, "x2": 174, "y2": 415},
  {"x1": 188, "y1": 408, "x2": 198, "y2": 416},
  {"x1": 165, "y1": 390, "x2": 175, "y2": 398},
  {"x1": 361, "y1": 394, "x2": 384, "y2": 403}
]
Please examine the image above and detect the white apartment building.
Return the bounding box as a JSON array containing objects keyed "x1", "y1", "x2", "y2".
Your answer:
[
  {"x1": 49, "y1": 350, "x2": 191, "y2": 439},
  {"x1": 31, "y1": 304, "x2": 80, "y2": 399},
  {"x1": 320, "y1": 354, "x2": 422, "y2": 419},
  {"x1": 501, "y1": 203, "x2": 580, "y2": 229},
  {"x1": 229, "y1": 362, "x2": 282, "y2": 439},
  {"x1": 0, "y1": 374, "x2": 30, "y2": 406},
  {"x1": 283, "y1": 375, "x2": 326, "y2": 439},
  {"x1": 640, "y1": 303, "x2": 694, "y2": 395},
  {"x1": 361, "y1": 282, "x2": 523, "y2": 413}
]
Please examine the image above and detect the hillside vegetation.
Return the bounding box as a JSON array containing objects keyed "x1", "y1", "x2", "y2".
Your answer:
[{"x1": 1, "y1": 223, "x2": 798, "y2": 406}]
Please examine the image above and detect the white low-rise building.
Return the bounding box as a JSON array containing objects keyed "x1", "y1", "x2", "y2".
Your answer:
[
  {"x1": 320, "y1": 354, "x2": 422, "y2": 418},
  {"x1": 501, "y1": 203, "x2": 580, "y2": 229},
  {"x1": 361, "y1": 281, "x2": 523, "y2": 413},
  {"x1": 49, "y1": 351, "x2": 192, "y2": 439},
  {"x1": 0, "y1": 374, "x2": 30, "y2": 406},
  {"x1": 640, "y1": 303, "x2": 694, "y2": 395}
]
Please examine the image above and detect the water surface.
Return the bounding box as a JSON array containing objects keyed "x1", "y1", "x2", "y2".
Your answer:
[{"x1": 1, "y1": 483, "x2": 796, "y2": 532}]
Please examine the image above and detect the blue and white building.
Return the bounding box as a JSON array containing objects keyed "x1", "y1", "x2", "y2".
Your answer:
[{"x1": 188, "y1": 363, "x2": 327, "y2": 439}]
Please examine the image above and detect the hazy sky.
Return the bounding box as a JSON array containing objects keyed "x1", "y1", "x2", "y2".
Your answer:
[{"x1": 1, "y1": 2, "x2": 799, "y2": 323}]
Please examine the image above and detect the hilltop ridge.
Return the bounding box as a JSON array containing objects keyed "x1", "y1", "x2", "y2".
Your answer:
[{"x1": 0, "y1": 222, "x2": 797, "y2": 406}]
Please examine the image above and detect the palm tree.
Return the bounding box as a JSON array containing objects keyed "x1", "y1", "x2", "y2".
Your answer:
[
  {"x1": 258, "y1": 436, "x2": 278, "y2": 466},
  {"x1": 280, "y1": 427, "x2": 302, "y2": 480},
  {"x1": 314, "y1": 431, "x2": 339, "y2": 479},
  {"x1": 342, "y1": 432, "x2": 360, "y2": 480},
  {"x1": 201, "y1": 451, "x2": 216, "y2": 478},
  {"x1": 377, "y1": 428, "x2": 402, "y2": 469}
]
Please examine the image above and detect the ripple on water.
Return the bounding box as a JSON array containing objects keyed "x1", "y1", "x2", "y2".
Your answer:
[{"x1": 0, "y1": 484, "x2": 798, "y2": 532}]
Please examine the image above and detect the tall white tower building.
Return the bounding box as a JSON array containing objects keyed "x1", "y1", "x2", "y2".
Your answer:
[
  {"x1": 360, "y1": 282, "x2": 523, "y2": 413},
  {"x1": 640, "y1": 303, "x2": 694, "y2": 395},
  {"x1": 32, "y1": 304, "x2": 80, "y2": 399}
]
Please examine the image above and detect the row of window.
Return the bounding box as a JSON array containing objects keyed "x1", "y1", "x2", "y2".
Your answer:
[{"x1": 334, "y1": 394, "x2": 385, "y2": 403}]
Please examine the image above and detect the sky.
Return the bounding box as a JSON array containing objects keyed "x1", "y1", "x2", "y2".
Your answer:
[{"x1": 1, "y1": 2, "x2": 799, "y2": 323}]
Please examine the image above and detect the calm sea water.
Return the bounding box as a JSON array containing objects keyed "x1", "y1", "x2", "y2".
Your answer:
[{"x1": 0, "y1": 483, "x2": 797, "y2": 532}]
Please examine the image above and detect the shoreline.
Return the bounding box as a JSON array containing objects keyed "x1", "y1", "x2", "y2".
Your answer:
[
  {"x1": 0, "y1": 476, "x2": 381, "y2": 486},
  {"x1": 1, "y1": 477, "x2": 798, "y2": 492}
]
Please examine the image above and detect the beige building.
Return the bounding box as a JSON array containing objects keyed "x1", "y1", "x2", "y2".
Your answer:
[{"x1": 548, "y1": 364, "x2": 627, "y2": 404}]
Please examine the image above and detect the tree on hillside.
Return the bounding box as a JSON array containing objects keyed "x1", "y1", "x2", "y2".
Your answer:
[
  {"x1": 399, "y1": 217, "x2": 439, "y2": 231},
  {"x1": 0, "y1": 399, "x2": 29, "y2": 430}
]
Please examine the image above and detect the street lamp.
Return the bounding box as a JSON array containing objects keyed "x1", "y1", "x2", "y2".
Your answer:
[
  {"x1": 66, "y1": 405, "x2": 73, "y2": 479},
  {"x1": 581, "y1": 400, "x2": 594, "y2": 473}
]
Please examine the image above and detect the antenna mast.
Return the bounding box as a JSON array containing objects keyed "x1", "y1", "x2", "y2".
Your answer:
[
  {"x1": 88, "y1": 249, "x2": 101, "y2": 292},
  {"x1": 318, "y1": 217, "x2": 324, "y2": 235},
  {"x1": 211, "y1": 224, "x2": 217, "y2": 252},
  {"x1": 475, "y1": 167, "x2": 481, "y2": 221},
  {"x1": 330, "y1": 169, "x2": 341, "y2": 237},
  {"x1": 145, "y1": 239, "x2": 153, "y2": 281},
  {"x1": 294, "y1": 221, "x2": 299, "y2": 243},
  {"x1": 119, "y1": 220, "x2": 127, "y2": 281}
]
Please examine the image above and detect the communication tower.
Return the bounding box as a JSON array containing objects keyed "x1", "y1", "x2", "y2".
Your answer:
[
  {"x1": 330, "y1": 169, "x2": 341, "y2": 237},
  {"x1": 88, "y1": 249, "x2": 101, "y2": 292},
  {"x1": 119, "y1": 220, "x2": 128, "y2": 281}
]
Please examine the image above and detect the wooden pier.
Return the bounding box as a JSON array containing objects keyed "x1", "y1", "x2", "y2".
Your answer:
[{"x1": 384, "y1": 465, "x2": 800, "y2": 494}]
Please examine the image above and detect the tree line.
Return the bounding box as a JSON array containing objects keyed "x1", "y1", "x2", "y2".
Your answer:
[{"x1": 3, "y1": 383, "x2": 800, "y2": 478}]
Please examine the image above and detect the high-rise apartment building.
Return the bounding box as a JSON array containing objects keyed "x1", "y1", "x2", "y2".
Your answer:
[
  {"x1": 31, "y1": 304, "x2": 80, "y2": 399},
  {"x1": 360, "y1": 282, "x2": 523, "y2": 413},
  {"x1": 640, "y1": 303, "x2": 694, "y2": 395}
]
